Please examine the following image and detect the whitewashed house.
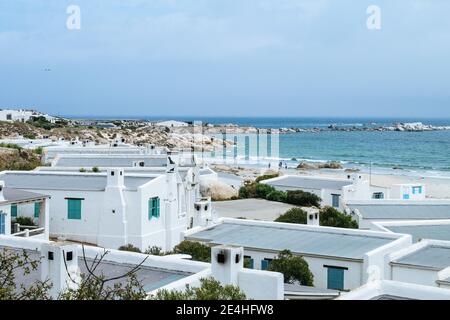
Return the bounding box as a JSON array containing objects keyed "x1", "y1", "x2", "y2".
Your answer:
[
  {"x1": 0, "y1": 166, "x2": 210, "y2": 251},
  {"x1": 338, "y1": 280, "x2": 450, "y2": 300},
  {"x1": 388, "y1": 240, "x2": 450, "y2": 288},
  {"x1": 373, "y1": 219, "x2": 450, "y2": 243},
  {"x1": 0, "y1": 181, "x2": 50, "y2": 239},
  {"x1": 261, "y1": 174, "x2": 373, "y2": 210},
  {"x1": 0, "y1": 108, "x2": 56, "y2": 123},
  {"x1": 346, "y1": 200, "x2": 450, "y2": 230},
  {"x1": 0, "y1": 236, "x2": 284, "y2": 300},
  {"x1": 155, "y1": 120, "x2": 190, "y2": 128},
  {"x1": 184, "y1": 218, "x2": 412, "y2": 292}
]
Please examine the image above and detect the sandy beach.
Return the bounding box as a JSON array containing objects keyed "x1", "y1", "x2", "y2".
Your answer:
[{"x1": 210, "y1": 163, "x2": 450, "y2": 199}]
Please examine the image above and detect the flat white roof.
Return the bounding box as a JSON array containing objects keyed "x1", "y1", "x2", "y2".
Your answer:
[
  {"x1": 263, "y1": 175, "x2": 353, "y2": 190},
  {"x1": 0, "y1": 171, "x2": 158, "y2": 191},
  {"x1": 187, "y1": 219, "x2": 406, "y2": 261}
]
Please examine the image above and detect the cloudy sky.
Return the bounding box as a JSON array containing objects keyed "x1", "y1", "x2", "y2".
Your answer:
[{"x1": 0, "y1": 0, "x2": 449, "y2": 118}]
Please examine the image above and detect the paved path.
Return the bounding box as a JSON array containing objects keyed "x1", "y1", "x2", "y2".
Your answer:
[{"x1": 212, "y1": 199, "x2": 296, "y2": 221}]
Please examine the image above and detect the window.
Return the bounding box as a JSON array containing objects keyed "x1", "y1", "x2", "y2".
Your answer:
[
  {"x1": 412, "y1": 186, "x2": 422, "y2": 194},
  {"x1": 34, "y1": 202, "x2": 41, "y2": 218},
  {"x1": 331, "y1": 194, "x2": 340, "y2": 208},
  {"x1": 326, "y1": 266, "x2": 346, "y2": 290},
  {"x1": 244, "y1": 256, "x2": 254, "y2": 269},
  {"x1": 372, "y1": 192, "x2": 384, "y2": 199},
  {"x1": 0, "y1": 213, "x2": 5, "y2": 234},
  {"x1": 11, "y1": 204, "x2": 17, "y2": 218},
  {"x1": 403, "y1": 194, "x2": 410, "y2": 200},
  {"x1": 148, "y1": 197, "x2": 160, "y2": 219},
  {"x1": 67, "y1": 199, "x2": 82, "y2": 220},
  {"x1": 261, "y1": 258, "x2": 272, "y2": 270}
]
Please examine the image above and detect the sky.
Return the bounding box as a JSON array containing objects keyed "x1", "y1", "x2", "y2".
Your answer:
[{"x1": 0, "y1": 0, "x2": 449, "y2": 118}]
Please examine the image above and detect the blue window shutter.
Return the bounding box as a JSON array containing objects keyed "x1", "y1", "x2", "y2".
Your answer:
[
  {"x1": 11, "y1": 204, "x2": 17, "y2": 217},
  {"x1": 34, "y1": 202, "x2": 41, "y2": 218},
  {"x1": 0, "y1": 214, "x2": 5, "y2": 234},
  {"x1": 156, "y1": 197, "x2": 160, "y2": 218},
  {"x1": 261, "y1": 259, "x2": 270, "y2": 270},
  {"x1": 249, "y1": 259, "x2": 254, "y2": 269},
  {"x1": 403, "y1": 194, "x2": 410, "y2": 200},
  {"x1": 68, "y1": 199, "x2": 81, "y2": 220},
  {"x1": 149, "y1": 197, "x2": 160, "y2": 219},
  {"x1": 327, "y1": 267, "x2": 345, "y2": 290}
]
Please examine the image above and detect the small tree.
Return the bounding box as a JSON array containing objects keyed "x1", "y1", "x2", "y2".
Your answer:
[
  {"x1": 13, "y1": 216, "x2": 36, "y2": 226},
  {"x1": 268, "y1": 250, "x2": 314, "y2": 286},
  {"x1": 92, "y1": 166, "x2": 100, "y2": 173},
  {"x1": 145, "y1": 246, "x2": 164, "y2": 256},
  {"x1": 0, "y1": 249, "x2": 51, "y2": 300},
  {"x1": 173, "y1": 241, "x2": 211, "y2": 262},
  {"x1": 320, "y1": 206, "x2": 358, "y2": 229},
  {"x1": 152, "y1": 278, "x2": 246, "y2": 300},
  {"x1": 275, "y1": 208, "x2": 307, "y2": 224},
  {"x1": 286, "y1": 190, "x2": 321, "y2": 207}
]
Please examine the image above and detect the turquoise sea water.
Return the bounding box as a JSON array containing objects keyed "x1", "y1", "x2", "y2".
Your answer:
[{"x1": 68, "y1": 115, "x2": 450, "y2": 175}]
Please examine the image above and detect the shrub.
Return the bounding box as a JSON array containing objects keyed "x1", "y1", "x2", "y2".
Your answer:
[
  {"x1": 92, "y1": 167, "x2": 100, "y2": 173},
  {"x1": 34, "y1": 147, "x2": 43, "y2": 155},
  {"x1": 118, "y1": 244, "x2": 141, "y2": 253},
  {"x1": 255, "y1": 183, "x2": 276, "y2": 199},
  {"x1": 173, "y1": 241, "x2": 211, "y2": 262},
  {"x1": 153, "y1": 278, "x2": 246, "y2": 300},
  {"x1": 13, "y1": 216, "x2": 35, "y2": 226},
  {"x1": 275, "y1": 208, "x2": 307, "y2": 224},
  {"x1": 285, "y1": 190, "x2": 321, "y2": 207},
  {"x1": 79, "y1": 168, "x2": 86, "y2": 172},
  {"x1": 319, "y1": 206, "x2": 358, "y2": 229},
  {"x1": 268, "y1": 250, "x2": 314, "y2": 286},
  {"x1": 145, "y1": 246, "x2": 164, "y2": 256},
  {"x1": 0, "y1": 143, "x2": 22, "y2": 150},
  {"x1": 255, "y1": 173, "x2": 279, "y2": 183},
  {"x1": 266, "y1": 190, "x2": 287, "y2": 202}
]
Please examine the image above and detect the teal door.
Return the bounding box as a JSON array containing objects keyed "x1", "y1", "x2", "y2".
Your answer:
[{"x1": 327, "y1": 267, "x2": 345, "y2": 290}]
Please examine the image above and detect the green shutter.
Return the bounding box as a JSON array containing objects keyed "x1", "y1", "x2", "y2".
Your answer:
[
  {"x1": 11, "y1": 204, "x2": 17, "y2": 217},
  {"x1": 148, "y1": 197, "x2": 160, "y2": 220},
  {"x1": 67, "y1": 199, "x2": 82, "y2": 220},
  {"x1": 34, "y1": 202, "x2": 41, "y2": 218},
  {"x1": 327, "y1": 267, "x2": 345, "y2": 290}
]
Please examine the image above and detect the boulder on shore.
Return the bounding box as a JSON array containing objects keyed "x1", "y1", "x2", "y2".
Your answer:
[{"x1": 200, "y1": 179, "x2": 238, "y2": 201}]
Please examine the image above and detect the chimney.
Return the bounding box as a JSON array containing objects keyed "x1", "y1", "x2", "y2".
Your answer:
[
  {"x1": 348, "y1": 173, "x2": 363, "y2": 186},
  {"x1": 40, "y1": 242, "x2": 80, "y2": 298},
  {"x1": 166, "y1": 156, "x2": 177, "y2": 173},
  {"x1": 0, "y1": 181, "x2": 5, "y2": 202},
  {"x1": 307, "y1": 208, "x2": 320, "y2": 226},
  {"x1": 106, "y1": 168, "x2": 125, "y2": 188},
  {"x1": 193, "y1": 198, "x2": 212, "y2": 227},
  {"x1": 211, "y1": 245, "x2": 244, "y2": 286}
]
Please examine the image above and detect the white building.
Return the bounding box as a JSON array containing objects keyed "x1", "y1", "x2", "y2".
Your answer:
[
  {"x1": 261, "y1": 174, "x2": 373, "y2": 210},
  {"x1": 390, "y1": 183, "x2": 426, "y2": 200},
  {"x1": 0, "y1": 167, "x2": 207, "y2": 251},
  {"x1": 388, "y1": 240, "x2": 450, "y2": 288},
  {"x1": 346, "y1": 200, "x2": 450, "y2": 230},
  {"x1": 0, "y1": 109, "x2": 56, "y2": 123},
  {"x1": 184, "y1": 218, "x2": 412, "y2": 292},
  {"x1": 373, "y1": 219, "x2": 450, "y2": 243},
  {"x1": 0, "y1": 236, "x2": 284, "y2": 300},
  {"x1": 0, "y1": 182, "x2": 50, "y2": 239},
  {"x1": 337, "y1": 280, "x2": 450, "y2": 300},
  {"x1": 155, "y1": 120, "x2": 190, "y2": 128}
]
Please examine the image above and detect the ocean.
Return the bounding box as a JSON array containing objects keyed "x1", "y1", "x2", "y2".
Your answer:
[{"x1": 68, "y1": 115, "x2": 450, "y2": 176}]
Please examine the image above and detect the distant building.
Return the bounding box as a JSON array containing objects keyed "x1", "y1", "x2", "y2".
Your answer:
[
  {"x1": 346, "y1": 200, "x2": 450, "y2": 230},
  {"x1": 0, "y1": 108, "x2": 56, "y2": 123},
  {"x1": 373, "y1": 219, "x2": 450, "y2": 243},
  {"x1": 155, "y1": 120, "x2": 189, "y2": 128}
]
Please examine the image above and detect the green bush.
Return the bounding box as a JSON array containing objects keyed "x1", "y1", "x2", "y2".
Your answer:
[
  {"x1": 173, "y1": 241, "x2": 211, "y2": 262},
  {"x1": 319, "y1": 206, "x2": 358, "y2": 229},
  {"x1": 79, "y1": 168, "x2": 86, "y2": 172},
  {"x1": 118, "y1": 244, "x2": 141, "y2": 253},
  {"x1": 153, "y1": 278, "x2": 246, "y2": 300},
  {"x1": 285, "y1": 190, "x2": 321, "y2": 207},
  {"x1": 0, "y1": 143, "x2": 22, "y2": 150},
  {"x1": 275, "y1": 208, "x2": 307, "y2": 224},
  {"x1": 255, "y1": 183, "x2": 276, "y2": 199},
  {"x1": 268, "y1": 250, "x2": 314, "y2": 286},
  {"x1": 145, "y1": 246, "x2": 164, "y2": 256},
  {"x1": 255, "y1": 173, "x2": 279, "y2": 183},
  {"x1": 92, "y1": 167, "x2": 100, "y2": 173},
  {"x1": 13, "y1": 216, "x2": 36, "y2": 226},
  {"x1": 266, "y1": 190, "x2": 287, "y2": 202}
]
